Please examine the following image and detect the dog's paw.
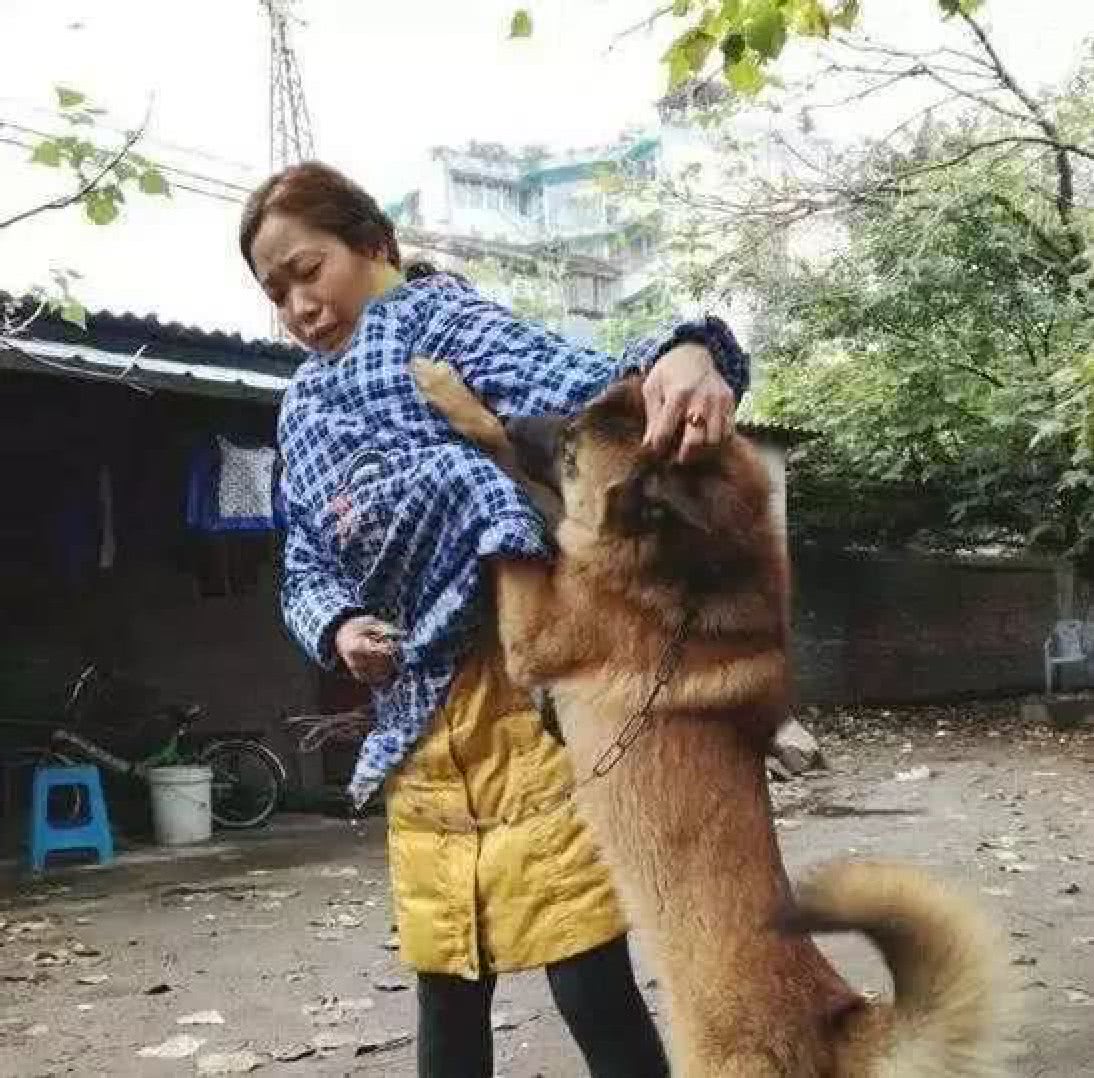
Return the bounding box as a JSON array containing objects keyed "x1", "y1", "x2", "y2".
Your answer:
[{"x1": 409, "y1": 356, "x2": 460, "y2": 397}]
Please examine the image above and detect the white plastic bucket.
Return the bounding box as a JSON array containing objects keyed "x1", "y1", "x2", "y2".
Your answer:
[{"x1": 149, "y1": 766, "x2": 213, "y2": 846}]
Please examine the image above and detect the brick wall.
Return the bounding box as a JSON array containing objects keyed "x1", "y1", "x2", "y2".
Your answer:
[{"x1": 792, "y1": 548, "x2": 1063, "y2": 704}]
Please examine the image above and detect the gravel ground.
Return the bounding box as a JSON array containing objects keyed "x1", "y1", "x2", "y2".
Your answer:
[{"x1": 1, "y1": 704, "x2": 1092, "y2": 1077}]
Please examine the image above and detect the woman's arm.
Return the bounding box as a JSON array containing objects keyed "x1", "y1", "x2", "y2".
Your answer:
[
  {"x1": 413, "y1": 279, "x2": 749, "y2": 441},
  {"x1": 280, "y1": 513, "x2": 363, "y2": 668}
]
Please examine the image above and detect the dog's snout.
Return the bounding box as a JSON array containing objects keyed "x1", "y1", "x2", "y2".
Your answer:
[{"x1": 504, "y1": 416, "x2": 566, "y2": 489}]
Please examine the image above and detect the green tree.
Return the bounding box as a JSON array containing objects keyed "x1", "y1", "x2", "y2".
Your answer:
[
  {"x1": 591, "y1": 10, "x2": 1094, "y2": 555},
  {"x1": 749, "y1": 120, "x2": 1094, "y2": 554}
]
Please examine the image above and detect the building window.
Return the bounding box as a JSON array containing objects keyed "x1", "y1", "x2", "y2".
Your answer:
[
  {"x1": 452, "y1": 175, "x2": 519, "y2": 215},
  {"x1": 565, "y1": 274, "x2": 616, "y2": 316}
]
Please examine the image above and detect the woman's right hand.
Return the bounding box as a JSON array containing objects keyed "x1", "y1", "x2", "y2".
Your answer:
[{"x1": 333, "y1": 615, "x2": 402, "y2": 684}]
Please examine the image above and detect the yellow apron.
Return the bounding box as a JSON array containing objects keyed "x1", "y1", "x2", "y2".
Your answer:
[{"x1": 385, "y1": 644, "x2": 627, "y2": 980}]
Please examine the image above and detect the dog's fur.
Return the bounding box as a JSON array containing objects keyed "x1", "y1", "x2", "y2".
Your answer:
[{"x1": 412, "y1": 358, "x2": 1013, "y2": 1078}]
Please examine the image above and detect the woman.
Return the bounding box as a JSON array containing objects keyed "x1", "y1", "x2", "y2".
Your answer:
[{"x1": 240, "y1": 162, "x2": 749, "y2": 1077}]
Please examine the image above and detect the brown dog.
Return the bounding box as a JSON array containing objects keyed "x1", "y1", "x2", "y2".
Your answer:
[{"x1": 411, "y1": 359, "x2": 1013, "y2": 1078}]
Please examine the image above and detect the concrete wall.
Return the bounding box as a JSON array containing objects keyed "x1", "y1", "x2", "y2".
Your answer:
[{"x1": 792, "y1": 549, "x2": 1061, "y2": 704}]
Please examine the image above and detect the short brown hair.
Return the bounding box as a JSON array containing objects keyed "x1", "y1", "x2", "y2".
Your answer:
[{"x1": 239, "y1": 161, "x2": 401, "y2": 273}]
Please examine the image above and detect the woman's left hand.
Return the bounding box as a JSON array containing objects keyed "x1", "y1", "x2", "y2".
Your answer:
[{"x1": 642, "y1": 343, "x2": 737, "y2": 463}]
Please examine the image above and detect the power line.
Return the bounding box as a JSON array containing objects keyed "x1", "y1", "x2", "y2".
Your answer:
[{"x1": 0, "y1": 119, "x2": 249, "y2": 204}]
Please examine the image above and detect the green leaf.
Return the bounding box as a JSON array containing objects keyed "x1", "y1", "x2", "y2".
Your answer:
[
  {"x1": 939, "y1": 0, "x2": 984, "y2": 15},
  {"x1": 745, "y1": 7, "x2": 787, "y2": 60},
  {"x1": 509, "y1": 9, "x2": 533, "y2": 38},
  {"x1": 30, "y1": 141, "x2": 62, "y2": 167},
  {"x1": 725, "y1": 55, "x2": 765, "y2": 94},
  {"x1": 720, "y1": 32, "x2": 747, "y2": 64},
  {"x1": 831, "y1": 0, "x2": 861, "y2": 30},
  {"x1": 789, "y1": 0, "x2": 831, "y2": 36},
  {"x1": 138, "y1": 169, "x2": 169, "y2": 195},
  {"x1": 664, "y1": 39, "x2": 694, "y2": 89},
  {"x1": 84, "y1": 191, "x2": 120, "y2": 226},
  {"x1": 60, "y1": 301, "x2": 87, "y2": 330},
  {"x1": 55, "y1": 86, "x2": 86, "y2": 109},
  {"x1": 679, "y1": 27, "x2": 717, "y2": 70},
  {"x1": 672, "y1": 0, "x2": 691, "y2": 15}
]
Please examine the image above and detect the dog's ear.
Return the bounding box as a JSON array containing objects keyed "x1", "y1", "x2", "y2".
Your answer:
[{"x1": 606, "y1": 465, "x2": 712, "y2": 536}]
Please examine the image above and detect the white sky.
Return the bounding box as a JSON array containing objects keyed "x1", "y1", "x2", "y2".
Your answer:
[{"x1": 0, "y1": 0, "x2": 1090, "y2": 339}]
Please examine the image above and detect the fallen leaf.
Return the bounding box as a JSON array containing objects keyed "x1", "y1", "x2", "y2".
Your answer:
[
  {"x1": 138, "y1": 1034, "x2": 205, "y2": 1059},
  {"x1": 77, "y1": 973, "x2": 109, "y2": 986},
  {"x1": 145, "y1": 982, "x2": 173, "y2": 995},
  {"x1": 355, "y1": 1033, "x2": 414, "y2": 1056},
  {"x1": 373, "y1": 978, "x2": 409, "y2": 993},
  {"x1": 491, "y1": 1010, "x2": 523, "y2": 1032},
  {"x1": 195, "y1": 1048, "x2": 266, "y2": 1075},
  {"x1": 31, "y1": 949, "x2": 68, "y2": 967},
  {"x1": 1061, "y1": 883, "x2": 1082, "y2": 895},
  {"x1": 272, "y1": 1043, "x2": 316, "y2": 1062},
  {"x1": 1012, "y1": 955, "x2": 1037, "y2": 966},
  {"x1": 177, "y1": 1010, "x2": 226, "y2": 1026},
  {"x1": 311, "y1": 1031, "x2": 356, "y2": 1052},
  {"x1": 10, "y1": 919, "x2": 51, "y2": 935},
  {"x1": 1, "y1": 970, "x2": 49, "y2": 984},
  {"x1": 71, "y1": 943, "x2": 100, "y2": 957},
  {"x1": 303, "y1": 996, "x2": 374, "y2": 1024},
  {"x1": 895, "y1": 765, "x2": 932, "y2": 783}
]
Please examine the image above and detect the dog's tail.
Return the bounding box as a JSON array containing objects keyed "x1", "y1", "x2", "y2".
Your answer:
[
  {"x1": 410, "y1": 357, "x2": 514, "y2": 462},
  {"x1": 785, "y1": 861, "x2": 1014, "y2": 1076}
]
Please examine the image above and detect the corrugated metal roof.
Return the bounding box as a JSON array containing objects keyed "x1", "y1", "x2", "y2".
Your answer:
[
  {"x1": 1, "y1": 294, "x2": 808, "y2": 441},
  {"x1": 0, "y1": 336, "x2": 289, "y2": 404},
  {"x1": 0, "y1": 293, "x2": 305, "y2": 375}
]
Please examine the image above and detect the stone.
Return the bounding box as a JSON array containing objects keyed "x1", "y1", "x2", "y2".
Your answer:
[{"x1": 773, "y1": 720, "x2": 823, "y2": 775}]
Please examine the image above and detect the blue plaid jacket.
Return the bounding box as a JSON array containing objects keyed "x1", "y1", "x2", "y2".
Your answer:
[{"x1": 277, "y1": 273, "x2": 750, "y2": 802}]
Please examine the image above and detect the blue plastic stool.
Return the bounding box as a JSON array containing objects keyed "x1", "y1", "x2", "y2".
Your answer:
[{"x1": 29, "y1": 765, "x2": 114, "y2": 872}]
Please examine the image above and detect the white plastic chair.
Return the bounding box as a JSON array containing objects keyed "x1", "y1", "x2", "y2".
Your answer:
[{"x1": 1044, "y1": 619, "x2": 1086, "y2": 695}]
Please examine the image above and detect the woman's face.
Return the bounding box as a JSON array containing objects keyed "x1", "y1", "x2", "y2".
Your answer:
[{"x1": 250, "y1": 211, "x2": 386, "y2": 353}]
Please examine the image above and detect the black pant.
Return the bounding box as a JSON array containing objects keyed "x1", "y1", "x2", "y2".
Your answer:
[{"x1": 416, "y1": 934, "x2": 670, "y2": 1078}]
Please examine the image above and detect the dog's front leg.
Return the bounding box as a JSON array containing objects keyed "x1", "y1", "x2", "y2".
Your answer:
[{"x1": 490, "y1": 559, "x2": 583, "y2": 688}]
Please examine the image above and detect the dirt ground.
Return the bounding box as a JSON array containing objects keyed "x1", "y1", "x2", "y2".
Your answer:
[{"x1": 2, "y1": 704, "x2": 1092, "y2": 1078}]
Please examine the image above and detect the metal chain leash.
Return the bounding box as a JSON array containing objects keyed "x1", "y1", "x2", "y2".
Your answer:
[
  {"x1": 390, "y1": 607, "x2": 696, "y2": 833},
  {"x1": 586, "y1": 606, "x2": 696, "y2": 780}
]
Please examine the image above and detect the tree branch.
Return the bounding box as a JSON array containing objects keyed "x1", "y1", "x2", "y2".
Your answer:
[
  {"x1": 609, "y1": 3, "x2": 673, "y2": 52},
  {"x1": 0, "y1": 123, "x2": 145, "y2": 232},
  {"x1": 959, "y1": 10, "x2": 1082, "y2": 252}
]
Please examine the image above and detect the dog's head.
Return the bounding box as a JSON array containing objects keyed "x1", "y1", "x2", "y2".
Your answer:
[{"x1": 507, "y1": 376, "x2": 775, "y2": 584}]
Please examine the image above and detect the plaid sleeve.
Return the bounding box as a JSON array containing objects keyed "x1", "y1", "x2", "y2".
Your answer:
[
  {"x1": 280, "y1": 512, "x2": 362, "y2": 668},
  {"x1": 427, "y1": 282, "x2": 752, "y2": 420},
  {"x1": 620, "y1": 315, "x2": 751, "y2": 402}
]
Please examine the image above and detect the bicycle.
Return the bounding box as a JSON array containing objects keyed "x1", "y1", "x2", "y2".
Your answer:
[{"x1": 29, "y1": 665, "x2": 288, "y2": 830}]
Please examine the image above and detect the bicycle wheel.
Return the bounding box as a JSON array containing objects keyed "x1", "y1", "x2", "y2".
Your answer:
[{"x1": 199, "y1": 739, "x2": 285, "y2": 829}]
